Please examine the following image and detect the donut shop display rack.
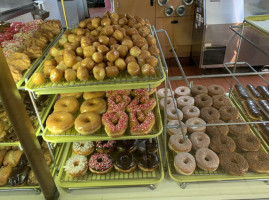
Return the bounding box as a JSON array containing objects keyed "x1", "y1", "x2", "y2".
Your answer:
[{"x1": 157, "y1": 15, "x2": 269, "y2": 188}]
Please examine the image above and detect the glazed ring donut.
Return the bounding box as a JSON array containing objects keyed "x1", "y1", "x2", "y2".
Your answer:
[
  {"x1": 83, "y1": 91, "x2": 105, "y2": 100},
  {"x1": 190, "y1": 132, "x2": 210, "y2": 150},
  {"x1": 80, "y1": 98, "x2": 106, "y2": 114},
  {"x1": 219, "y1": 106, "x2": 239, "y2": 122},
  {"x1": 60, "y1": 92, "x2": 82, "y2": 99},
  {"x1": 209, "y1": 135, "x2": 236, "y2": 153},
  {"x1": 194, "y1": 94, "x2": 213, "y2": 108},
  {"x1": 236, "y1": 133, "x2": 261, "y2": 151},
  {"x1": 64, "y1": 155, "x2": 88, "y2": 177},
  {"x1": 174, "y1": 152, "x2": 196, "y2": 175},
  {"x1": 88, "y1": 153, "x2": 113, "y2": 174},
  {"x1": 195, "y1": 148, "x2": 219, "y2": 171},
  {"x1": 167, "y1": 107, "x2": 183, "y2": 121},
  {"x1": 54, "y1": 97, "x2": 79, "y2": 113},
  {"x1": 200, "y1": 107, "x2": 220, "y2": 122},
  {"x1": 46, "y1": 112, "x2": 75, "y2": 134},
  {"x1": 245, "y1": 151, "x2": 269, "y2": 174},
  {"x1": 157, "y1": 88, "x2": 174, "y2": 99},
  {"x1": 168, "y1": 134, "x2": 192, "y2": 153},
  {"x1": 206, "y1": 120, "x2": 229, "y2": 137},
  {"x1": 167, "y1": 120, "x2": 187, "y2": 135},
  {"x1": 175, "y1": 86, "x2": 191, "y2": 97},
  {"x1": 177, "y1": 96, "x2": 194, "y2": 109},
  {"x1": 72, "y1": 141, "x2": 94, "y2": 156},
  {"x1": 228, "y1": 119, "x2": 250, "y2": 135},
  {"x1": 107, "y1": 95, "x2": 131, "y2": 112},
  {"x1": 106, "y1": 90, "x2": 131, "y2": 97},
  {"x1": 159, "y1": 97, "x2": 175, "y2": 110},
  {"x1": 219, "y1": 152, "x2": 249, "y2": 176},
  {"x1": 131, "y1": 88, "x2": 156, "y2": 97},
  {"x1": 212, "y1": 95, "x2": 231, "y2": 109},
  {"x1": 185, "y1": 117, "x2": 206, "y2": 133},
  {"x1": 182, "y1": 106, "x2": 200, "y2": 120},
  {"x1": 75, "y1": 112, "x2": 101, "y2": 135},
  {"x1": 126, "y1": 95, "x2": 156, "y2": 112},
  {"x1": 191, "y1": 85, "x2": 208, "y2": 96},
  {"x1": 208, "y1": 85, "x2": 225, "y2": 96}
]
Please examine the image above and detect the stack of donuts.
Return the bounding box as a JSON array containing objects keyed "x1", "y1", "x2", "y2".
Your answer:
[
  {"x1": 158, "y1": 84, "x2": 269, "y2": 176},
  {"x1": 46, "y1": 88, "x2": 157, "y2": 138},
  {"x1": 64, "y1": 138, "x2": 160, "y2": 177}
]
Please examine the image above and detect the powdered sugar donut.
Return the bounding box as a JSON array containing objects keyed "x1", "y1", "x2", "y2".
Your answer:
[
  {"x1": 167, "y1": 120, "x2": 187, "y2": 135},
  {"x1": 177, "y1": 96, "x2": 194, "y2": 109},
  {"x1": 159, "y1": 97, "x2": 176, "y2": 110},
  {"x1": 175, "y1": 86, "x2": 191, "y2": 97},
  {"x1": 157, "y1": 88, "x2": 174, "y2": 99},
  {"x1": 182, "y1": 105, "x2": 200, "y2": 120},
  {"x1": 167, "y1": 107, "x2": 183, "y2": 121},
  {"x1": 185, "y1": 117, "x2": 206, "y2": 133}
]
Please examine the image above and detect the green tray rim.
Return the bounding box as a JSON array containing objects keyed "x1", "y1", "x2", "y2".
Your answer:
[{"x1": 245, "y1": 15, "x2": 269, "y2": 36}]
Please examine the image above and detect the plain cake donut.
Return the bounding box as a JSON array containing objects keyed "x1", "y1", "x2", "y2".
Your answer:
[
  {"x1": 167, "y1": 107, "x2": 183, "y2": 121},
  {"x1": 190, "y1": 132, "x2": 210, "y2": 150},
  {"x1": 194, "y1": 94, "x2": 213, "y2": 108},
  {"x1": 167, "y1": 120, "x2": 187, "y2": 135},
  {"x1": 212, "y1": 95, "x2": 231, "y2": 109},
  {"x1": 54, "y1": 97, "x2": 79, "y2": 113},
  {"x1": 174, "y1": 152, "x2": 196, "y2": 175},
  {"x1": 219, "y1": 106, "x2": 239, "y2": 122},
  {"x1": 157, "y1": 88, "x2": 174, "y2": 99},
  {"x1": 182, "y1": 105, "x2": 200, "y2": 120},
  {"x1": 177, "y1": 96, "x2": 194, "y2": 109},
  {"x1": 236, "y1": 133, "x2": 261, "y2": 152},
  {"x1": 228, "y1": 119, "x2": 250, "y2": 135},
  {"x1": 46, "y1": 112, "x2": 75, "y2": 134},
  {"x1": 209, "y1": 135, "x2": 236, "y2": 153},
  {"x1": 191, "y1": 85, "x2": 208, "y2": 96},
  {"x1": 200, "y1": 107, "x2": 220, "y2": 122},
  {"x1": 245, "y1": 151, "x2": 269, "y2": 174},
  {"x1": 208, "y1": 85, "x2": 225, "y2": 96},
  {"x1": 168, "y1": 134, "x2": 192, "y2": 153},
  {"x1": 206, "y1": 120, "x2": 229, "y2": 137},
  {"x1": 185, "y1": 117, "x2": 206, "y2": 133},
  {"x1": 195, "y1": 148, "x2": 219, "y2": 171},
  {"x1": 175, "y1": 86, "x2": 191, "y2": 97}
]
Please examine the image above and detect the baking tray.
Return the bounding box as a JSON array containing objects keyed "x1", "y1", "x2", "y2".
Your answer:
[
  {"x1": 43, "y1": 93, "x2": 163, "y2": 143},
  {"x1": 56, "y1": 138, "x2": 164, "y2": 188}
]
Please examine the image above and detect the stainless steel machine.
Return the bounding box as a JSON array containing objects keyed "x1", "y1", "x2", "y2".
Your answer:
[{"x1": 191, "y1": 0, "x2": 269, "y2": 69}]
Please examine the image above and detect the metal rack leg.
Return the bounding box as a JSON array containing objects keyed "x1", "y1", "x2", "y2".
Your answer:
[
  {"x1": 178, "y1": 182, "x2": 188, "y2": 189},
  {"x1": 149, "y1": 184, "x2": 156, "y2": 190},
  {"x1": 65, "y1": 188, "x2": 71, "y2": 193},
  {"x1": 34, "y1": 188, "x2": 41, "y2": 194}
]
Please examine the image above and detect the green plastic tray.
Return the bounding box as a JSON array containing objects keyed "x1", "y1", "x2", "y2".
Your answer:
[
  {"x1": 57, "y1": 139, "x2": 164, "y2": 188},
  {"x1": 43, "y1": 93, "x2": 163, "y2": 143},
  {"x1": 245, "y1": 15, "x2": 269, "y2": 36}
]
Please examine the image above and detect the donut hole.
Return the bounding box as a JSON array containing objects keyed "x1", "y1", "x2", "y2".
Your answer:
[
  {"x1": 201, "y1": 97, "x2": 206, "y2": 101},
  {"x1": 121, "y1": 155, "x2": 129, "y2": 163},
  {"x1": 62, "y1": 104, "x2": 68, "y2": 107},
  {"x1": 97, "y1": 158, "x2": 103, "y2": 163},
  {"x1": 246, "y1": 138, "x2": 253, "y2": 143},
  {"x1": 198, "y1": 137, "x2": 203, "y2": 142},
  {"x1": 197, "y1": 87, "x2": 202, "y2": 90},
  {"x1": 204, "y1": 157, "x2": 210, "y2": 162},
  {"x1": 231, "y1": 159, "x2": 237, "y2": 164},
  {"x1": 227, "y1": 109, "x2": 232, "y2": 113},
  {"x1": 194, "y1": 122, "x2": 200, "y2": 125},
  {"x1": 74, "y1": 161, "x2": 79, "y2": 167},
  {"x1": 208, "y1": 111, "x2": 213, "y2": 115},
  {"x1": 214, "y1": 87, "x2": 219, "y2": 90},
  {"x1": 84, "y1": 118, "x2": 91, "y2": 123},
  {"x1": 220, "y1": 138, "x2": 227, "y2": 144},
  {"x1": 184, "y1": 99, "x2": 188, "y2": 102},
  {"x1": 181, "y1": 89, "x2": 185, "y2": 92},
  {"x1": 178, "y1": 139, "x2": 184, "y2": 144},
  {"x1": 183, "y1": 158, "x2": 190, "y2": 164},
  {"x1": 171, "y1": 109, "x2": 177, "y2": 114},
  {"x1": 189, "y1": 109, "x2": 194, "y2": 113}
]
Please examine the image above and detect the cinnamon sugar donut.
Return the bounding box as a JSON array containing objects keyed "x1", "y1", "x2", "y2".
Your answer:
[
  {"x1": 159, "y1": 97, "x2": 175, "y2": 110},
  {"x1": 200, "y1": 107, "x2": 220, "y2": 122},
  {"x1": 228, "y1": 119, "x2": 250, "y2": 135},
  {"x1": 174, "y1": 152, "x2": 196, "y2": 175},
  {"x1": 190, "y1": 132, "x2": 210, "y2": 150},
  {"x1": 206, "y1": 120, "x2": 229, "y2": 137},
  {"x1": 195, "y1": 148, "x2": 219, "y2": 171},
  {"x1": 236, "y1": 133, "x2": 261, "y2": 152},
  {"x1": 177, "y1": 96, "x2": 194, "y2": 109},
  {"x1": 167, "y1": 107, "x2": 183, "y2": 121},
  {"x1": 157, "y1": 88, "x2": 174, "y2": 99},
  {"x1": 212, "y1": 95, "x2": 231, "y2": 109},
  {"x1": 208, "y1": 85, "x2": 225, "y2": 96},
  {"x1": 245, "y1": 151, "x2": 269, "y2": 174},
  {"x1": 185, "y1": 118, "x2": 206, "y2": 133},
  {"x1": 167, "y1": 120, "x2": 187, "y2": 135},
  {"x1": 210, "y1": 135, "x2": 236, "y2": 153},
  {"x1": 219, "y1": 106, "x2": 239, "y2": 122},
  {"x1": 194, "y1": 94, "x2": 212, "y2": 108},
  {"x1": 168, "y1": 134, "x2": 192, "y2": 153},
  {"x1": 182, "y1": 106, "x2": 200, "y2": 120},
  {"x1": 175, "y1": 86, "x2": 191, "y2": 97},
  {"x1": 191, "y1": 85, "x2": 208, "y2": 96}
]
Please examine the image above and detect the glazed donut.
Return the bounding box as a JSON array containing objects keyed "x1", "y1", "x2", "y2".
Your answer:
[
  {"x1": 54, "y1": 97, "x2": 79, "y2": 113},
  {"x1": 75, "y1": 112, "x2": 101, "y2": 135},
  {"x1": 257, "y1": 85, "x2": 269, "y2": 100},
  {"x1": 96, "y1": 140, "x2": 116, "y2": 153},
  {"x1": 102, "y1": 111, "x2": 128, "y2": 137},
  {"x1": 64, "y1": 155, "x2": 88, "y2": 177},
  {"x1": 234, "y1": 84, "x2": 251, "y2": 100},
  {"x1": 174, "y1": 152, "x2": 196, "y2": 175},
  {"x1": 209, "y1": 135, "x2": 236, "y2": 153},
  {"x1": 185, "y1": 117, "x2": 206, "y2": 133},
  {"x1": 0, "y1": 165, "x2": 12, "y2": 186},
  {"x1": 206, "y1": 119, "x2": 229, "y2": 137},
  {"x1": 46, "y1": 112, "x2": 75, "y2": 134},
  {"x1": 208, "y1": 85, "x2": 225, "y2": 96},
  {"x1": 126, "y1": 95, "x2": 156, "y2": 112},
  {"x1": 137, "y1": 138, "x2": 158, "y2": 154},
  {"x1": 191, "y1": 85, "x2": 208, "y2": 96},
  {"x1": 194, "y1": 94, "x2": 213, "y2": 108},
  {"x1": 80, "y1": 98, "x2": 106, "y2": 114},
  {"x1": 157, "y1": 88, "x2": 174, "y2": 99},
  {"x1": 246, "y1": 84, "x2": 263, "y2": 100},
  {"x1": 236, "y1": 133, "x2": 261, "y2": 152},
  {"x1": 242, "y1": 100, "x2": 262, "y2": 120},
  {"x1": 167, "y1": 107, "x2": 183, "y2": 121},
  {"x1": 212, "y1": 95, "x2": 231, "y2": 109},
  {"x1": 117, "y1": 140, "x2": 138, "y2": 153},
  {"x1": 195, "y1": 148, "x2": 219, "y2": 171},
  {"x1": 190, "y1": 132, "x2": 210, "y2": 150},
  {"x1": 72, "y1": 141, "x2": 94, "y2": 156},
  {"x1": 159, "y1": 97, "x2": 176, "y2": 110},
  {"x1": 114, "y1": 152, "x2": 137, "y2": 173},
  {"x1": 60, "y1": 92, "x2": 83, "y2": 99},
  {"x1": 168, "y1": 134, "x2": 192, "y2": 153},
  {"x1": 228, "y1": 119, "x2": 250, "y2": 136},
  {"x1": 107, "y1": 95, "x2": 131, "y2": 112},
  {"x1": 131, "y1": 88, "x2": 156, "y2": 97},
  {"x1": 245, "y1": 151, "x2": 269, "y2": 174},
  {"x1": 167, "y1": 120, "x2": 187, "y2": 135},
  {"x1": 182, "y1": 106, "x2": 200, "y2": 120},
  {"x1": 138, "y1": 152, "x2": 159, "y2": 172},
  {"x1": 106, "y1": 90, "x2": 131, "y2": 97},
  {"x1": 219, "y1": 152, "x2": 249, "y2": 176},
  {"x1": 200, "y1": 107, "x2": 220, "y2": 122},
  {"x1": 219, "y1": 106, "x2": 239, "y2": 122},
  {"x1": 177, "y1": 96, "x2": 194, "y2": 109},
  {"x1": 175, "y1": 86, "x2": 191, "y2": 97},
  {"x1": 129, "y1": 109, "x2": 155, "y2": 136},
  {"x1": 83, "y1": 91, "x2": 105, "y2": 100},
  {"x1": 88, "y1": 153, "x2": 113, "y2": 174}
]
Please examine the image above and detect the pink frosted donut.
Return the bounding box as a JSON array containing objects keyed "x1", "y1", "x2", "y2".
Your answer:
[
  {"x1": 190, "y1": 132, "x2": 210, "y2": 150},
  {"x1": 107, "y1": 95, "x2": 131, "y2": 112},
  {"x1": 168, "y1": 134, "x2": 192, "y2": 153},
  {"x1": 185, "y1": 117, "x2": 206, "y2": 133},
  {"x1": 195, "y1": 148, "x2": 219, "y2": 171},
  {"x1": 175, "y1": 86, "x2": 191, "y2": 97},
  {"x1": 157, "y1": 88, "x2": 174, "y2": 99},
  {"x1": 167, "y1": 107, "x2": 183, "y2": 121},
  {"x1": 174, "y1": 152, "x2": 196, "y2": 175},
  {"x1": 159, "y1": 97, "x2": 175, "y2": 110},
  {"x1": 88, "y1": 153, "x2": 113, "y2": 174},
  {"x1": 167, "y1": 120, "x2": 187, "y2": 135},
  {"x1": 182, "y1": 105, "x2": 200, "y2": 119},
  {"x1": 177, "y1": 96, "x2": 194, "y2": 109}
]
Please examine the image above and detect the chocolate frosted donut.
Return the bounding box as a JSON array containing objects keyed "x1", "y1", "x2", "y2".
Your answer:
[
  {"x1": 246, "y1": 84, "x2": 263, "y2": 100},
  {"x1": 245, "y1": 151, "x2": 269, "y2": 174},
  {"x1": 191, "y1": 85, "x2": 208, "y2": 96},
  {"x1": 174, "y1": 152, "x2": 196, "y2": 175},
  {"x1": 206, "y1": 120, "x2": 229, "y2": 137},
  {"x1": 219, "y1": 106, "x2": 239, "y2": 122},
  {"x1": 234, "y1": 84, "x2": 251, "y2": 100},
  {"x1": 182, "y1": 105, "x2": 200, "y2": 120},
  {"x1": 114, "y1": 152, "x2": 137, "y2": 173},
  {"x1": 175, "y1": 86, "x2": 191, "y2": 97},
  {"x1": 185, "y1": 117, "x2": 206, "y2": 133},
  {"x1": 236, "y1": 133, "x2": 261, "y2": 152},
  {"x1": 259, "y1": 100, "x2": 269, "y2": 114},
  {"x1": 228, "y1": 119, "x2": 250, "y2": 135},
  {"x1": 242, "y1": 100, "x2": 263, "y2": 120},
  {"x1": 167, "y1": 120, "x2": 187, "y2": 135},
  {"x1": 212, "y1": 95, "x2": 231, "y2": 109},
  {"x1": 208, "y1": 85, "x2": 225, "y2": 96},
  {"x1": 195, "y1": 94, "x2": 213, "y2": 108},
  {"x1": 138, "y1": 152, "x2": 159, "y2": 172},
  {"x1": 116, "y1": 140, "x2": 138, "y2": 153},
  {"x1": 200, "y1": 107, "x2": 220, "y2": 122},
  {"x1": 195, "y1": 148, "x2": 219, "y2": 171},
  {"x1": 190, "y1": 132, "x2": 210, "y2": 150},
  {"x1": 210, "y1": 135, "x2": 236, "y2": 153},
  {"x1": 257, "y1": 85, "x2": 269, "y2": 100},
  {"x1": 219, "y1": 152, "x2": 249, "y2": 176},
  {"x1": 256, "y1": 121, "x2": 269, "y2": 142},
  {"x1": 176, "y1": 96, "x2": 194, "y2": 109},
  {"x1": 137, "y1": 138, "x2": 158, "y2": 154}
]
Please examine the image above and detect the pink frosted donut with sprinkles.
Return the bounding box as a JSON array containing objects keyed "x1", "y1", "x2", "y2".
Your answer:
[
  {"x1": 126, "y1": 95, "x2": 156, "y2": 112},
  {"x1": 88, "y1": 153, "x2": 113, "y2": 174},
  {"x1": 130, "y1": 109, "x2": 155, "y2": 136},
  {"x1": 107, "y1": 95, "x2": 131, "y2": 112},
  {"x1": 106, "y1": 90, "x2": 131, "y2": 97},
  {"x1": 131, "y1": 88, "x2": 156, "y2": 97},
  {"x1": 102, "y1": 111, "x2": 128, "y2": 138}
]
